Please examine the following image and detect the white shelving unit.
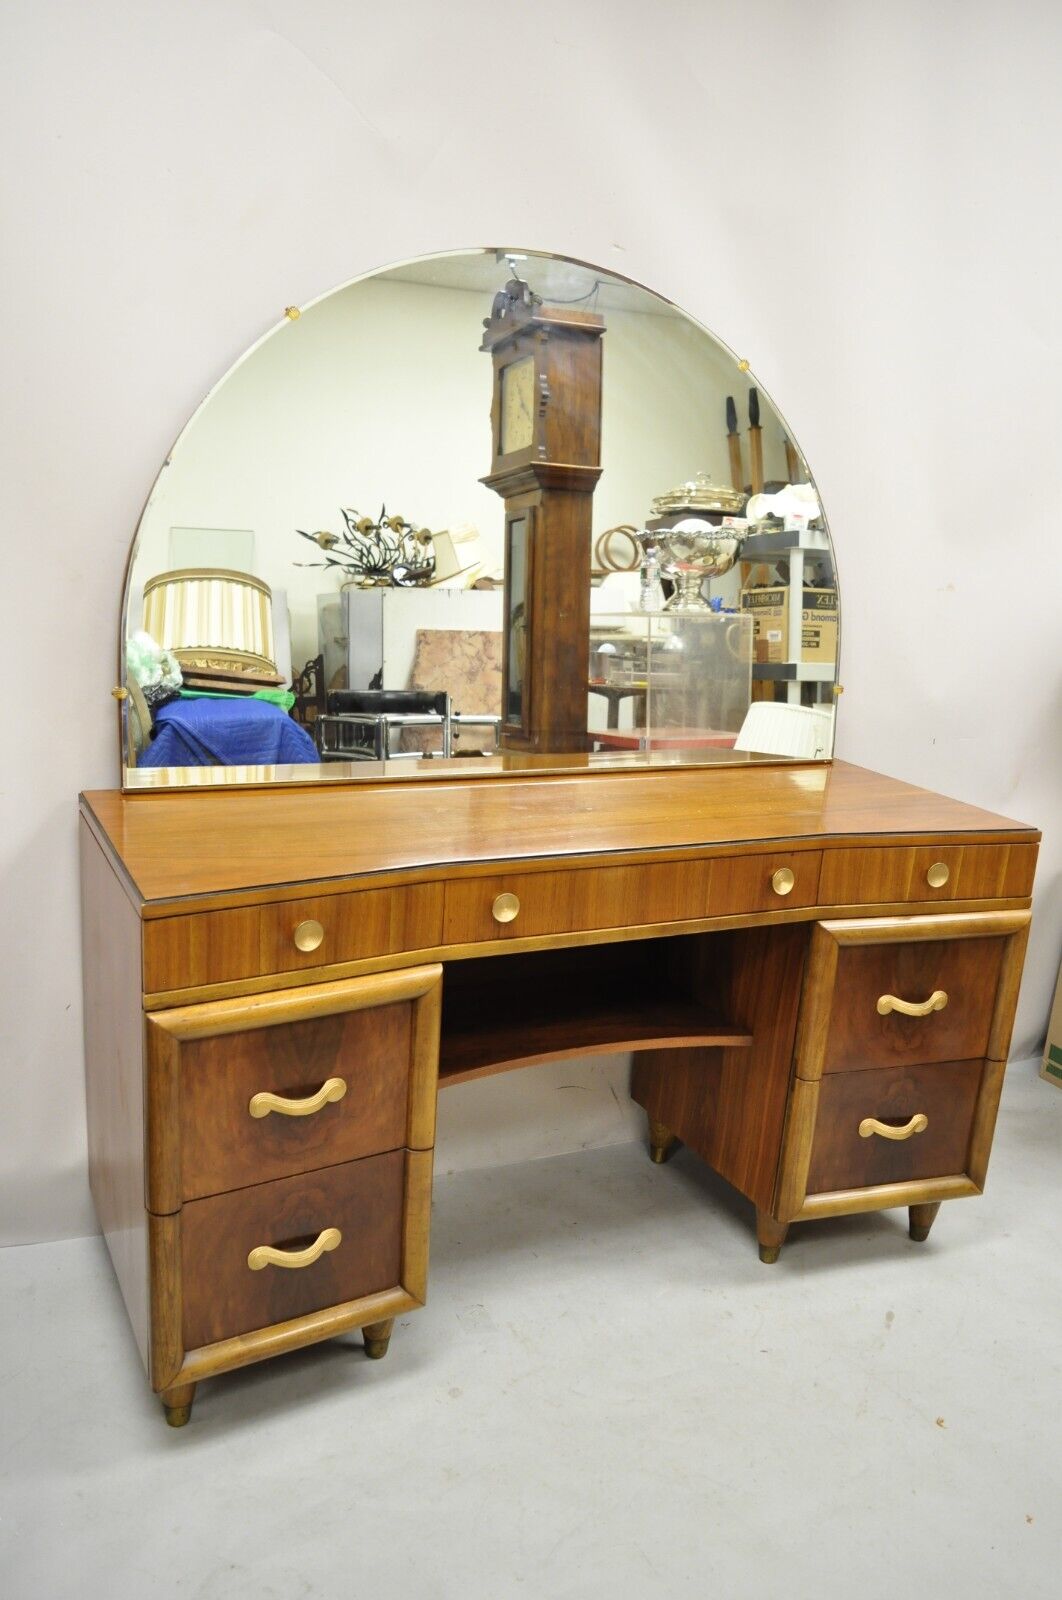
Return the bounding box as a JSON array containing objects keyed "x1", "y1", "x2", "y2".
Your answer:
[{"x1": 741, "y1": 524, "x2": 836, "y2": 707}]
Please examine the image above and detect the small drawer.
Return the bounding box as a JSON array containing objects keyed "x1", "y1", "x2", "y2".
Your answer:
[
  {"x1": 442, "y1": 861, "x2": 711, "y2": 945},
  {"x1": 174, "y1": 1001, "x2": 413, "y2": 1201},
  {"x1": 144, "y1": 882, "x2": 445, "y2": 992},
  {"x1": 818, "y1": 843, "x2": 1036, "y2": 908},
  {"x1": 805, "y1": 1059, "x2": 982, "y2": 1194},
  {"x1": 180, "y1": 1151, "x2": 407, "y2": 1351},
  {"x1": 814, "y1": 937, "x2": 1003, "y2": 1075},
  {"x1": 708, "y1": 851, "x2": 821, "y2": 916}
]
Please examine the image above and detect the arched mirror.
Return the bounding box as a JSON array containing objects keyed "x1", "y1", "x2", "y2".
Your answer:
[{"x1": 120, "y1": 247, "x2": 840, "y2": 787}]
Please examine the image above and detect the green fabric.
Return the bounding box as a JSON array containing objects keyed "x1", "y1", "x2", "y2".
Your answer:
[{"x1": 179, "y1": 688, "x2": 296, "y2": 710}]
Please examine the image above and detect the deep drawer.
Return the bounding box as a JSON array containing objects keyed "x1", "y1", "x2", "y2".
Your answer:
[
  {"x1": 173, "y1": 1002, "x2": 413, "y2": 1202},
  {"x1": 818, "y1": 843, "x2": 1036, "y2": 907},
  {"x1": 805, "y1": 1059, "x2": 982, "y2": 1194},
  {"x1": 812, "y1": 936, "x2": 1004, "y2": 1075},
  {"x1": 180, "y1": 1151, "x2": 406, "y2": 1351}
]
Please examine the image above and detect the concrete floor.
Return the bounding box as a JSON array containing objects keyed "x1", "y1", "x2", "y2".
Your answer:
[{"x1": 1, "y1": 1061, "x2": 1059, "y2": 1600}]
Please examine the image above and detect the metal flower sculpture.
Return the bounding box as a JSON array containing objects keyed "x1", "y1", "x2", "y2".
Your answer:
[{"x1": 295, "y1": 506, "x2": 436, "y2": 586}]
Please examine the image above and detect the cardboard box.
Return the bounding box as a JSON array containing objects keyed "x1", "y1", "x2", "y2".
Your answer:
[
  {"x1": 1041, "y1": 959, "x2": 1062, "y2": 1089},
  {"x1": 740, "y1": 585, "x2": 838, "y2": 665}
]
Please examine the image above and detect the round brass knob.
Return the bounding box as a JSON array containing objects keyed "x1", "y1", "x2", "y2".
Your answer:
[
  {"x1": 293, "y1": 919, "x2": 325, "y2": 953},
  {"x1": 926, "y1": 861, "x2": 950, "y2": 889},
  {"x1": 771, "y1": 867, "x2": 796, "y2": 897},
  {"x1": 491, "y1": 892, "x2": 521, "y2": 924}
]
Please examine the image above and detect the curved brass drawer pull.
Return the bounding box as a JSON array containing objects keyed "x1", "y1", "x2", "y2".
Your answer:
[
  {"x1": 248, "y1": 1077, "x2": 347, "y2": 1120},
  {"x1": 293, "y1": 919, "x2": 325, "y2": 953},
  {"x1": 877, "y1": 989, "x2": 948, "y2": 1018},
  {"x1": 859, "y1": 1114, "x2": 928, "y2": 1141},
  {"x1": 247, "y1": 1227, "x2": 342, "y2": 1272},
  {"x1": 492, "y1": 892, "x2": 521, "y2": 924},
  {"x1": 771, "y1": 867, "x2": 795, "y2": 896},
  {"x1": 926, "y1": 861, "x2": 950, "y2": 888}
]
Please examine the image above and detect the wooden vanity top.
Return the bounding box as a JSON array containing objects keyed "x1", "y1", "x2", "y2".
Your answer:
[{"x1": 81, "y1": 762, "x2": 1038, "y2": 910}]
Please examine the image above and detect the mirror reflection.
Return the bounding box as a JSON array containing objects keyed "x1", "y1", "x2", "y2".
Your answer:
[{"x1": 121, "y1": 248, "x2": 839, "y2": 784}]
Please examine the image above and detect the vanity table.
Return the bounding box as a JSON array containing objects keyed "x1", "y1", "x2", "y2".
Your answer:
[
  {"x1": 92, "y1": 244, "x2": 1042, "y2": 1425},
  {"x1": 80, "y1": 758, "x2": 1037, "y2": 1424}
]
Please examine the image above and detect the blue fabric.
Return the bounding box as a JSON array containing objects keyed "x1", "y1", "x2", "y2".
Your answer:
[{"x1": 138, "y1": 697, "x2": 320, "y2": 768}]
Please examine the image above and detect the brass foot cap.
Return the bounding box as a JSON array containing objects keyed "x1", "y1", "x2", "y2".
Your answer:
[
  {"x1": 649, "y1": 1144, "x2": 671, "y2": 1164},
  {"x1": 909, "y1": 1225, "x2": 932, "y2": 1243},
  {"x1": 364, "y1": 1337, "x2": 391, "y2": 1360},
  {"x1": 164, "y1": 1405, "x2": 192, "y2": 1427},
  {"x1": 758, "y1": 1245, "x2": 782, "y2": 1265}
]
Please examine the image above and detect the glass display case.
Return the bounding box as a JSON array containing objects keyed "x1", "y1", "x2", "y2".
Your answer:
[{"x1": 587, "y1": 611, "x2": 753, "y2": 753}]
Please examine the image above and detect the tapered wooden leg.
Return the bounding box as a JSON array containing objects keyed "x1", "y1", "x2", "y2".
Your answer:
[
  {"x1": 909, "y1": 1202, "x2": 941, "y2": 1243},
  {"x1": 648, "y1": 1117, "x2": 677, "y2": 1164},
  {"x1": 756, "y1": 1210, "x2": 789, "y2": 1265},
  {"x1": 363, "y1": 1318, "x2": 395, "y2": 1360},
  {"x1": 161, "y1": 1382, "x2": 196, "y2": 1427}
]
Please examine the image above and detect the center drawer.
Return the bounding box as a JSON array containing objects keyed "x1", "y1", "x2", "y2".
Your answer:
[
  {"x1": 441, "y1": 851, "x2": 821, "y2": 945},
  {"x1": 179, "y1": 1151, "x2": 407, "y2": 1351}
]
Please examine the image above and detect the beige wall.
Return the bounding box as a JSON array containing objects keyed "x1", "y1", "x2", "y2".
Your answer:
[{"x1": 2, "y1": 0, "x2": 1059, "y2": 1244}]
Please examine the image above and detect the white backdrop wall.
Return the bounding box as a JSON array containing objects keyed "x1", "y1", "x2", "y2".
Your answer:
[{"x1": 1, "y1": 0, "x2": 1059, "y2": 1245}]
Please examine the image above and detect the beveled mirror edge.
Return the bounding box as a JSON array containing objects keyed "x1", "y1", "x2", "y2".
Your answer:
[{"x1": 117, "y1": 244, "x2": 841, "y2": 789}]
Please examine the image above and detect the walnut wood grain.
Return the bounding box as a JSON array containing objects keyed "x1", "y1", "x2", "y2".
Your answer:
[
  {"x1": 818, "y1": 938, "x2": 1004, "y2": 1074},
  {"x1": 440, "y1": 852, "x2": 820, "y2": 949},
  {"x1": 793, "y1": 913, "x2": 1031, "y2": 1082},
  {"x1": 630, "y1": 923, "x2": 809, "y2": 1213},
  {"x1": 146, "y1": 968, "x2": 442, "y2": 1210},
  {"x1": 441, "y1": 1002, "x2": 751, "y2": 1085},
  {"x1": 439, "y1": 939, "x2": 752, "y2": 1084},
  {"x1": 180, "y1": 1152, "x2": 406, "y2": 1351},
  {"x1": 81, "y1": 762, "x2": 1039, "y2": 908},
  {"x1": 79, "y1": 818, "x2": 151, "y2": 1374},
  {"x1": 804, "y1": 1060, "x2": 982, "y2": 1194},
  {"x1": 144, "y1": 881, "x2": 444, "y2": 991},
  {"x1": 818, "y1": 843, "x2": 1038, "y2": 906},
  {"x1": 168, "y1": 1006, "x2": 410, "y2": 1204}
]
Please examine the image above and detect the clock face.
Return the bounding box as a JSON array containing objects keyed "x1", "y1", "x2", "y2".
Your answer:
[{"x1": 499, "y1": 355, "x2": 536, "y2": 454}]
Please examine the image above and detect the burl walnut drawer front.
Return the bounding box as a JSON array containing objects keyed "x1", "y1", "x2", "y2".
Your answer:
[
  {"x1": 144, "y1": 881, "x2": 445, "y2": 992},
  {"x1": 180, "y1": 1151, "x2": 406, "y2": 1352},
  {"x1": 818, "y1": 843, "x2": 1036, "y2": 907},
  {"x1": 441, "y1": 852, "x2": 821, "y2": 944},
  {"x1": 805, "y1": 1060, "x2": 982, "y2": 1194},
  {"x1": 173, "y1": 1003, "x2": 413, "y2": 1202},
  {"x1": 146, "y1": 967, "x2": 443, "y2": 1214},
  {"x1": 814, "y1": 937, "x2": 1004, "y2": 1075}
]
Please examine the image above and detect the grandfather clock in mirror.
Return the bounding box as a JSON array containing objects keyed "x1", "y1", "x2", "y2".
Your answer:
[{"x1": 480, "y1": 274, "x2": 605, "y2": 752}]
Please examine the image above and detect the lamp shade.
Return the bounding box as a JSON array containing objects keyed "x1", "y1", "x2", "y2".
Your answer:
[{"x1": 142, "y1": 568, "x2": 278, "y2": 680}]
